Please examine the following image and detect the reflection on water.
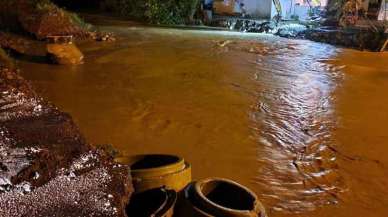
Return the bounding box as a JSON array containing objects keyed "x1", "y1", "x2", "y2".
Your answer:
[
  {"x1": 18, "y1": 26, "x2": 388, "y2": 217},
  {"x1": 250, "y1": 43, "x2": 344, "y2": 213}
]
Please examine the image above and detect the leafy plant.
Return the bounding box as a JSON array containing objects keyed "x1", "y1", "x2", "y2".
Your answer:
[
  {"x1": 100, "y1": 0, "x2": 200, "y2": 25},
  {"x1": 34, "y1": 0, "x2": 57, "y2": 12},
  {"x1": 66, "y1": 11, "x2": 93, "y2": 30}
]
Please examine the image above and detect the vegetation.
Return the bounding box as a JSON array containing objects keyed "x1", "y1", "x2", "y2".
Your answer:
[
  {"x1": 65, "y1": 11, "x2": 93, "y2": 30},
  {"x1": 35, "y1": 0, "x2": 56, "y2": 11},
  {"x1": 2, "y1": 0, "x2": 200, "y2": 26},
  {"x1": 33, "y1": 0, "x2": 91, "y2": 31},
  {"x1": 100, "y1": 0, "x2": 200, "y2": 25},
  {"x1": 0, "y1": 0, "x2": 91, "y2": 40}
]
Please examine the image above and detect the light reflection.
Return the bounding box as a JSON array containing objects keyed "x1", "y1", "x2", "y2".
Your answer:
[{"x1": 251, "y1": 42, "x2": 345, "y2": 213}]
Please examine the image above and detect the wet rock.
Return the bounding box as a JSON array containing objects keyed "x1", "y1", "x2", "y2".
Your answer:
[
  {"x1": 240, "y1": 21, "x2": 277, "y2": 33},
  {"x1": 89, "y1": 32, "x2": 117, "y2": 42},
  {"x1": 305, "y1": 27, "x2": 388, "y2": 51},
  {"x1": 212, "y1": 18, "x2": 276, "y2": 33},
  {"x1": 216, "y1": 40, "x2": 233, "y2": 47},
  {"x1": 47, "y1": 43, "x2": 84, "y2": 65},
  {"x1": 0, "y1": 32, "x2": 85, "y2": 65},
  {"x1": 275, "y1": 23, "x2": 308, "y2": 38},
  {"x1": 0, "y1": 64, "x2": 133, "y2": 216}
]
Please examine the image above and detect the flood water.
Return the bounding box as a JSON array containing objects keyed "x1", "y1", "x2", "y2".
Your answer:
[{"x1": 18, "y1": 25, "x2": 388, "y2": 217}]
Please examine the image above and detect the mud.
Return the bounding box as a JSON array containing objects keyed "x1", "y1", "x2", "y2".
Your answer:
[
  {"x1": 0, "y1": 62, "x2": 133, "y2": 216},
  {"x1": 0, "y1": 32, "x2": 47, "y2": 57},
  {"x1": 0, "y1": 0, "x2": 90, "y2": 40}
]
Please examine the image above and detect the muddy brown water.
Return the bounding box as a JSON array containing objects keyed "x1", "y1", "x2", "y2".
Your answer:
[{"x1": 18, "y1": 26, "x2": 388, "y2": 217}]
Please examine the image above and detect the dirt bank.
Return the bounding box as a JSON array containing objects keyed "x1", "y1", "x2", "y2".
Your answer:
[
  {"x1": 0, "y1": 0, "x2": 90, "y2": 40},
  {"x1": 0, "y1": 52, "x2": 133, "y2": 216}
]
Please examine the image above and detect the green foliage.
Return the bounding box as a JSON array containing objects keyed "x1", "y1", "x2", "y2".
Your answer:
[
  {"x1": 100, "y1": 0, "x2": 146, "y2": 19},
  {"x1": 34, "y1": 0, "x2": 93, "y2": 31},
  {"x1": 66, "y1": 11, "x2": 93, "y2": 30},
  {"x1": 100, "y1": 0, "x2": 200, "y2": 25},
  {"x1": 145, "y1": 0, "x2": 199, "y2": 24},
  {"x1": 34, "y1": 0, "x2": 56, "y2": 12},
  {"x1": 146, "y1": 0, "x2": 182, "y2": 24}
]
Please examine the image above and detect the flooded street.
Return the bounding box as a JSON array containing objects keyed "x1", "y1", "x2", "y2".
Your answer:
[{"x1": 18, "y1": 26, "x2": 388, "y2": 217}]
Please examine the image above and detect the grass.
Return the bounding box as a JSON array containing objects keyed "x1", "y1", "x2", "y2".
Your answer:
[{"x1": 66, "y1": 11, "x2": 93, "y2": 30}]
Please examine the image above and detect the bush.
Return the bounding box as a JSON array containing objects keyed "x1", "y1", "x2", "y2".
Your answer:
[
  {"x1": 100, "y1": 0, "x2": 199, "y2": 25},
  {"x1": 145, "y1": 0, "x2": 198, "y2": 24}
]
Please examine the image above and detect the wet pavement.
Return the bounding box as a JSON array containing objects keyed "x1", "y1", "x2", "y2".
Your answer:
[{"x1": 18, "y1": 25, "x2": 388, "y2": 217}]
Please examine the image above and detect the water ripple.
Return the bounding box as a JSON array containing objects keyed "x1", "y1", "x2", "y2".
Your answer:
[{"x1": 249, "y1": 42, "x2": 345, "y2": 213}]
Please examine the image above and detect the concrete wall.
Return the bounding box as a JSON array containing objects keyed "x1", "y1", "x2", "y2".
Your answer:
[{"x1": 378, "y1": 0, "x2": 388, "y2": 21}]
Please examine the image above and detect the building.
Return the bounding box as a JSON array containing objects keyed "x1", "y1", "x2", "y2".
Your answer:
[
  {"x1": 213, "y1": 0, "x2": 326, "y2": 19},
  {"x1": 213, "y1": 0, "x2": 387, "y2": 21}
]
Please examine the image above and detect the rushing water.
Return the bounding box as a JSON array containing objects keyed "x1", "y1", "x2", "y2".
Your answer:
[{"x1": 18, "y1": 25, "x2": 388, "y2": 217}]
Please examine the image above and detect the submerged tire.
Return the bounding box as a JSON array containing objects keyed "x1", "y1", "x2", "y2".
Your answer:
[
  {"x1": 178, "y1": 178, "x2": 266, "y2": 217},
  {"x1": 126, "y1": 187, "x2": 177, "y2": 217},
  {"x1": 116, "y1": 154, "x2": 191, "y2": 193}
]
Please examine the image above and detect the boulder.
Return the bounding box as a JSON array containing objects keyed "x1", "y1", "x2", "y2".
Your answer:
[
  {"x1": 47, "y1": 43, "x2": 84, "y2": 65},
  {"x1": 276, "y1": 23, "x2": 308, "y2": 38}
]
